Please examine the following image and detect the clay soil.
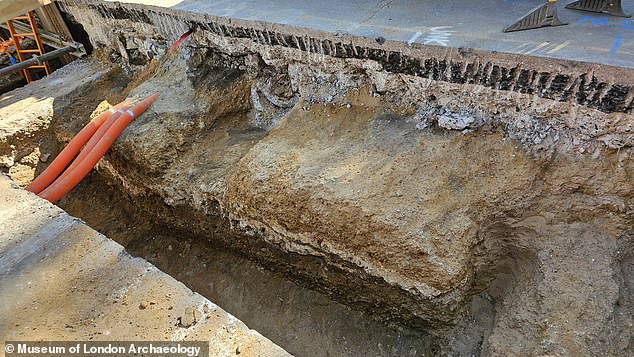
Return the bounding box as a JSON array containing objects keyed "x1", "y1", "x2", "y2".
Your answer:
[{"x1": 57, "y1": 171, "x2": 440, "y2": 357}]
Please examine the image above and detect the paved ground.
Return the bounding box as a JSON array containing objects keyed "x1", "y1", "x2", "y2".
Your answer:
[
  {"x1": 111, "y1": 0, "x2": 634, "y2": 68},
  {"x1": 0, "y1": 174, "x2": 290, "y2": 357}
]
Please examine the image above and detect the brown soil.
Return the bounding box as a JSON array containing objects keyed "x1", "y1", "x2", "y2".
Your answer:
[
  {"x1": 1, "y1": 11, "x2": 632, "y2": 355},
  {"x1": 58, "y1": 172, "x2": 440, "y2": 357}
]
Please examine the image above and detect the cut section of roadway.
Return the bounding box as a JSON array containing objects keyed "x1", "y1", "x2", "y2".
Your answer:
[{"x1": 109, "y1": 0, "x2": 634, "y2": 68}]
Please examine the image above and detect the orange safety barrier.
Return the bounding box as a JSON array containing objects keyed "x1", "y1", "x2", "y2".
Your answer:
[
  {"x1": 39, "y1": 93, "x2": 159, "y2": 203},
  {"x1": 26, "y1": 99, "x2": 133, "y2": 194},
  {"x1": 0, "y1": 36, "x2": 13, "y2": 54}
]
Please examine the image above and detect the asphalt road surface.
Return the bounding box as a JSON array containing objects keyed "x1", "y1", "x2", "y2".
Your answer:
[{"x1": 116, "y1": 0, "x2": 634, "y2": 68}]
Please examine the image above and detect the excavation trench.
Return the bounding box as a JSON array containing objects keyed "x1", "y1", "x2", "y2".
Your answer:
[
  {"x1": 56, "y1": 170, "x2": 440, "y2": 357},
  {"x1": 17, "y1": 47, "x2": 632, "y2": 355},
  {"x1": 1, "y1": 0, "x2": 633, "y2": 355}
]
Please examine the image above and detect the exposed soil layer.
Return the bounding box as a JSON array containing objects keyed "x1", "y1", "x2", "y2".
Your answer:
[
  {"x1": 58, "y1": 171, "x2": 440, "y2": 357},
  {"x1": 1, "y1": 0, "x2": 633, "y2": 355},
  {"x1": 0, "y1": 175, "x2": 290, "y2": 357}
]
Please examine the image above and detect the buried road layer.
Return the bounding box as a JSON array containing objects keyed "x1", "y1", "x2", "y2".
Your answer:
[
  {"x1": 1, "y1": 0, "x2": 633, "y2": 355},
  {"x1": 58, "y1": 171, "x2": 441, "y2": 357}
]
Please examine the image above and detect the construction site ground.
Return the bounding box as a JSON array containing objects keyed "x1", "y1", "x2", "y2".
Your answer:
[{"x1": 0, "y1": 0, "x2": 633, "y2": 356}]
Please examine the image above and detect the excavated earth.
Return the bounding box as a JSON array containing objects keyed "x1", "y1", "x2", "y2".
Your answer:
[{"x1": 1, "y1": 0, "x2": 633, "y2": 356}]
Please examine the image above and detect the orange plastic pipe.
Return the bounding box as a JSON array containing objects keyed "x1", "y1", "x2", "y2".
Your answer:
[
  {"x1": 26, "y1": 99, "x2": 132, "y2": 194},
  {"x1": 169, "y1": 29, "x2": 193, "y2": 52},
  {"x1": 39, "y1": 93, "x2": 159, "y2": 203},
  {"x1": 44, "y1": 108, "x2": 128, "y2": 192}
]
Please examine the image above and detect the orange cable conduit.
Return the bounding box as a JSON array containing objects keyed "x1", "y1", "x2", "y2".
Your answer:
[
  {"x1": 169, "y1": 29, "x2": 193, "y2": 52},
  {"x1": 26, "y1": 99, "x2": 132, "y2": 194},
  {"x1": 44, "y1": 108, "x2": 128, "y2": 192},
  {"x1": 39, "y1": 93, "x2": 159, "y2": 203}
]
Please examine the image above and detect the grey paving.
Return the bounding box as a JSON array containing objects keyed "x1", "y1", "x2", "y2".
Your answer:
[{"x1": 159, "y1": 0, "x2": 634, "y2": 68}]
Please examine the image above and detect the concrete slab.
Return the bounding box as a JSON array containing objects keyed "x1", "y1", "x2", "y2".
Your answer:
[
  {"x1": 0, "y1": 60, "x2": 108, "y2": 145},
  {"x1": 0, "y1": 174, "x2": 290, "y2": 357},
  {"x1": 105, "y1": 0, "x2": 634, "y2": 68}
]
